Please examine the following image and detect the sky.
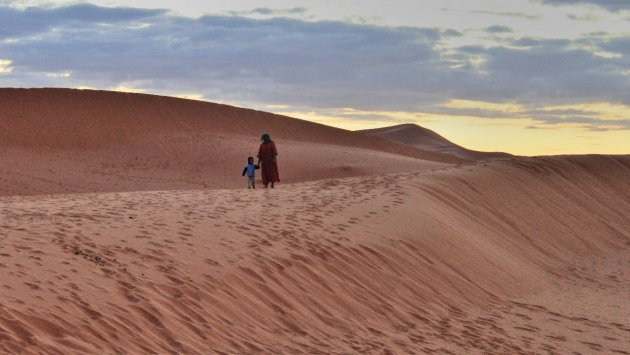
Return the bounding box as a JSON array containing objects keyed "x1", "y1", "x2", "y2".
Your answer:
[{"x1": 1, "y1": 0, "x2": 629, "y2": 155}]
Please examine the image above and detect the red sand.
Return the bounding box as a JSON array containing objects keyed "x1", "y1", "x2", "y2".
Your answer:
[
  {"x1": 0, "y1": 88, "x2": 460, "y2": 196},
  {"x1": 1, "y1": 89, "x2": 629, "y2": 354}
]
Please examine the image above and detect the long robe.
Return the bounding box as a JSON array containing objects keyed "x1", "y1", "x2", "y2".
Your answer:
[{"x1": 257, "y1": 141, "x2": 280, "y2": 185}]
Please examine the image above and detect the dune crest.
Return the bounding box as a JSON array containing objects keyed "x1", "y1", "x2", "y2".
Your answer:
[
  {"x1": 359, "y1": 123, "x2": 513, "y2": 161},
  {"x1": 0, "y1": 88, "x2": 462, "y2": 196}
]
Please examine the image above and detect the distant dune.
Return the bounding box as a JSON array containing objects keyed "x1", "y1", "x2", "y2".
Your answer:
[
  {"x1": 0, "y1": 88, "x2": 462, "y2": 196},
  {"x1": 359, "y1": 123, "x2": 513, "y2": 161},
  {"x1": 1, "y1": 88, "x2": 629, "y2": 354}
]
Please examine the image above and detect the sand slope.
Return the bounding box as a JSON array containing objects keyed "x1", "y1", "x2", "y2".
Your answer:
[
  {"x1": 1, "y1": 155, "x2": 629, "y2": 354},
  {"x1": 359, "y1": 123, "x2": 513, "y2": 161},
  {"x1": 0, "y1": 88, "x2": 462, "y2": 196}
]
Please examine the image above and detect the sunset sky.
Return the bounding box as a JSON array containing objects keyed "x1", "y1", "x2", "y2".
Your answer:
[{"x1": 1, "y1": 0, "x2": 629, "y2": 155}]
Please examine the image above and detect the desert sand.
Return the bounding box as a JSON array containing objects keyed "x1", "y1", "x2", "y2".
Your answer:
[
  {"x1": 1, "y1": 89, "x2": 629, "y2": 354},
  {"x1": 0, "y1": 89, "x2": 460, "y2": 196}
]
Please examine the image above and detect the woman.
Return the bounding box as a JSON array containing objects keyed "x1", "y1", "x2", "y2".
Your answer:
[{"x1": 257, "y1": 133, "x2": 280, "y2": 188}]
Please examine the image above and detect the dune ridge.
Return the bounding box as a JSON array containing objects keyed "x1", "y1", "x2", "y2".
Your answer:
[
  {"x1": 359, "y1": 123, "x2": 513, "y2": 161},
  {"x1": 1, "y1": 154, "x2": 629, "y2": 354},
  {"x1": 0, "y1": 88, "x2": 464, "y2": 196}
]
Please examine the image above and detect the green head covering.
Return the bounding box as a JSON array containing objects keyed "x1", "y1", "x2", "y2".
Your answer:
[{"x1": 261, "y1": 133, "x2": 271, "y2": 143}]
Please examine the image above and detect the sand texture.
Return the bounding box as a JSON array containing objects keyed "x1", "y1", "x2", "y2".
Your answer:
[
  {"x1": 0, "y1": 89, "x2": 460, "y2": 196},
  {"x1": 1, "y1": 89, "x2": 630, "y2": 354}
]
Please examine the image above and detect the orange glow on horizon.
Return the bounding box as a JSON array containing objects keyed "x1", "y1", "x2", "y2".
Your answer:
[{"x1": 275, "y1": 108, "x2": 630, "y2": 156}]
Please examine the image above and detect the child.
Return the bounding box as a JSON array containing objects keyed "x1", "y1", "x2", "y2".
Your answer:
[{"x1": 241, "y1": 157, "x2": 260, "y2": 189}]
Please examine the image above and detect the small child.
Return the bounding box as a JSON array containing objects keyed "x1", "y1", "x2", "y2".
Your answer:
[{"x1": 241, "y1": 156, "x2": 260, "y2": 189}]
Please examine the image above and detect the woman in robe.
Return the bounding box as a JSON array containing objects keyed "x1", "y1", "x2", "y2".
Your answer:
[{"x1": 257, "y1": 133, "x2": 280, "y2": 188}]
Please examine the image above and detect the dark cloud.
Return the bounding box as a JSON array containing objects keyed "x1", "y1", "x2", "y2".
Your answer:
[
  {"x1": 600, "y1": 37, "x2": 630, "y2": 54},
  {"x1": 511, "y1": 37, "x2": 572, "y2": 48},
  {"x1": 0, "y1": 2, "x2": 629, "y2": 131},
  {"x1": 540, "y1": 0, "x2": 630, "y2": 12},
  {"x1": 1, "y1": 5, "x2": 448, "y2": 110},
  {"x1": 442, "y1": 29, "x2": 463, "y2": 37},
  {"x1": 423, "y1": 105, "x2": 630, "y2": 131},
  {"x1": 512, "y1": 37, "x2": 544, "y2": 47},
  {"x1": 0, "y1": 3, "x2": 165, "y2": 38},
  {"x1": 450, "y1": 37, "x2": 630, "y2": 108},
  {"x1": 567, "y1": 13, "x2": 598, "y2": 20},
  {"x1": 485, "y1": 25, "x2": 513, "y2": 33},
  {"x1": 522, "y1": 104, "x2": 630, "y2": 130},
  {"x1": 528, "y1": 115, "x2": 630, "y2": 130}
]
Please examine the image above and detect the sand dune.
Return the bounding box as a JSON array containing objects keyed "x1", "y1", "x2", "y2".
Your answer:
[
  {"x1": 359, "y1": 123, "x2": 513, "y2": 161},
  {"x1": 1, "y1": 154, "x2": 629, "y2": 353},
  {"x1": 1, "y1": 88, "x2": 629, "y2": 354},
  {"x1": 0, "y1": 88, "x2": 462, "y2": 196}
]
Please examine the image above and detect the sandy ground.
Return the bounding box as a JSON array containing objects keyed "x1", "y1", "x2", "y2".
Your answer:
[
  {"x1": 1, "y1": 89, "x2": 629, "y2": 354},
  {"x1": 0, "y1": 88, "x2": 460, "y2": 196},
  {"x1": 1, "y1": 154, "x2": 629, "y2": 354},
  {"x1": 0, "y1": 141, "x2": 448, "y2": 196}
]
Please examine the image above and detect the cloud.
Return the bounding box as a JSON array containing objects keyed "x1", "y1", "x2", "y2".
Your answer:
[
  {"x1": 424, "y1": 100, "x2": 630, "y2": 131},
  {"x1": 0, "y1": 2, "x2": 629, "y2": 132},
  {"x1": 539, "y1": 0, "x2": 630, "y2": 12},
  {"x1": 600, "y1": 37, "x2": 630, "y2": 54},
  {"x1": 228, "y1": 7, "x2": 308, "y2": 17},
  {"x1": 0, "y1": 3, "x2": 165, "y2": 38},
  {"x1": 256, "y1": 7, "x2": 307, "y2": 15},
  {"x1": 458, "y1": 37, "x2": 630, "y2": 106},
  {"x1": 527, "y1": 115, "x2": 630, "y2": 130},
  {"x1": 471, "y1": 10, "x2": 542, "y2": 20},
  {"x1": 485, "y1": 25, "x2": 513, "y2": 33},
  {"x1": 1, "y1": 5, "x2": 447, "y2": 110},
  {"x1": 567, "y1": 13, "x2": 599, "y2": 21},
  {"x1": 442, "y1": 29, "x2": 463, "y2": 37},
  {"x1": 0, "y1": 59, "x2": 13, "y2": 73}
]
